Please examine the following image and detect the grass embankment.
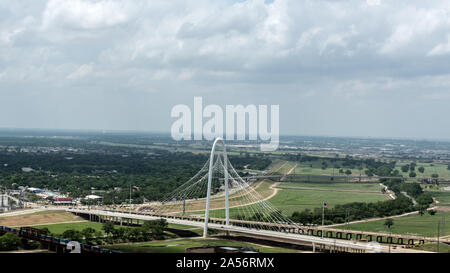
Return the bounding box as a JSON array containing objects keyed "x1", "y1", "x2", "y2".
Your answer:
[
  {"x1": 344, "y1": 212, "x2": 450, "y2": 237},
  {"x1": 107, "y1": 237, "x2": 303, "y2": 253},
  {"x1": 0, "y1": 210, "x2": 85, "y2": 227}
]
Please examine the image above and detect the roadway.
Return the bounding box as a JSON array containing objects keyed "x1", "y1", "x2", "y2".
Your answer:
[{"x1": 67, "y1": 208, "x2": 429, "y2": 253}]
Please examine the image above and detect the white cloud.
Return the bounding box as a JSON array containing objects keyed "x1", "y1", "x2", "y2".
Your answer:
[
  {"x1": 366, "y1": 0, "x2": 381, "y2": 6},
  {"x1": 41, "y1": 0, "x2": 132, "y2": 30},
  {"x1": 380, "y1": 6, "x2": 450, "y2": 54},
  {"x1": 428, "y1": 36, "x2": 450, "y2": 56},
  {"x1": 3, "y1": 0, "x2": 450, "y2": 137},
  {"x1": 67, "y1": 64, "x2": 93, "y2": 79}
]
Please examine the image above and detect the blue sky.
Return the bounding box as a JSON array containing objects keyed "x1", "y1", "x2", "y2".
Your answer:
[{"x1": 1, "y1": 0, "x2": 450, "y2": 139}]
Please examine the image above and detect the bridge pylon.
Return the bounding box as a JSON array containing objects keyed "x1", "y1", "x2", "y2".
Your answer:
[{"x1": 203, "y1": 137, "x2": 229, "y2": 238}]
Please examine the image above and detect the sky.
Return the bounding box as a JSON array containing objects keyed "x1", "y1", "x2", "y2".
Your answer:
[{"x1": 1, "y1": 0, "x2": 450, "y2": 139}]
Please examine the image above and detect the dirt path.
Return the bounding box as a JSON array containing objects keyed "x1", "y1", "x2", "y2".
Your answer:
[
  {"x1": 204, "y1": 164, "x2": 297, "y2": 212},
  {"x1": 221, "y1": 164, "x2": 297, "y2": 210},
  {"x1": 281, "y1": 163, "x2": 297, "y2": 181},
  {"x1": 268, "y1": 162, "x2": 288, "y2": 175}
]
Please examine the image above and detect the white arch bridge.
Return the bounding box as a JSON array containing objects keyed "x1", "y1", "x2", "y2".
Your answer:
[{"x1": 66, "y1": 138, "x2": 418, "y2": 253}]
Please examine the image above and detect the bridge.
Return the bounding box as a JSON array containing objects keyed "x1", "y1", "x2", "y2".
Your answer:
[
  {"x1": 64, "y1": 138, "x2": 438, "y2": 253},
  {"x1": 0, "y1": 193, "x2": 24, "y2": 212},
  {"x1": 240, "y1": 174, "x2": 447, "y2": 184}
]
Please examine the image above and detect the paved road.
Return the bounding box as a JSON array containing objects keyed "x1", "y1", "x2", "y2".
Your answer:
[
  {"x1": 0, "y1": 208, "x2": 47, "y2": 218},
  {"x1": 68, "y1": 208, "x2": 431, "y2": 253}
]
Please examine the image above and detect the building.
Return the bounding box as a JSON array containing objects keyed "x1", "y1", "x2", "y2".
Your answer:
[
  {"x1": 85, "y1": 194, "x2": 102, "y2": 200},
  {"x1": 53, "y1": 197, "x2": 74, "y2": 205},
  {"x1": 27, "y1": 187, "x2": 43, "y2": 194}
]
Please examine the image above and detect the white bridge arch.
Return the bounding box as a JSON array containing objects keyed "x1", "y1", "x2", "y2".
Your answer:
[{"x1": 203, "y1": 137, "x2": 229, "y2": 237}]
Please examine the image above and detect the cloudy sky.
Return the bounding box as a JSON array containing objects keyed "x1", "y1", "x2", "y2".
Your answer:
[{"x1": 1, "y1": 0, "x2": 450, "y2": 139}]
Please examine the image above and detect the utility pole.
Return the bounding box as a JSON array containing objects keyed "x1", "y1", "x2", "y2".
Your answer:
[
  {"x1": 182, "y1": 199, "x2": 186, "y2": 215},
  {"x1": 346, "y1": 209, "x2": 349, "y2": 230},
  {"x1": 322, "y1": 201, "x2": 325, "y2": 239},
  {"x1": 389, "y1": 226, "x2": 391, "y2": 254},
  {"x1": 129, "y1": 184, "x2": 132, "y2": 205}
]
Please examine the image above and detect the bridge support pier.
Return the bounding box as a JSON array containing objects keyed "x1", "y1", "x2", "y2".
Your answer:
[{"x1": 203, "y1": 137, "x2": 229, "y2": 238}]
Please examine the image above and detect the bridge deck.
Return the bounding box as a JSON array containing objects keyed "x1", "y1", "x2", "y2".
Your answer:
[{"x1": 67, "y1": 208, "x2": 438, "y2": 253}]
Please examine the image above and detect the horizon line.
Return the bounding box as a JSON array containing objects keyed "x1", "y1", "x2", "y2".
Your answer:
[{"x1": 0, "y1": 126, "x2": 449, "y2": 143}]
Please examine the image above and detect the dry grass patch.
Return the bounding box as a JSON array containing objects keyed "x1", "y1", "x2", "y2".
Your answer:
[{"x1": 0, "y1": 210, "x2": 85, "y2": 227}]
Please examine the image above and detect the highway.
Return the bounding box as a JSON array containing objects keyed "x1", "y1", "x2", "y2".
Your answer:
[{"x1": 67, "y1": 208, "x2": 427, "y2": 253}]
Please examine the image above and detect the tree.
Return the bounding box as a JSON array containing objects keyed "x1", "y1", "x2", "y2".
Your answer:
[
  {"x1": 112, "y1": 227, "x2": 126, "y2": 238},
  {"x1": 345, "y1": 169, "x2": 352, "y2": 175},
  {"x1": 409, "y1": 172, "x2": 417, "y2": 178},
  {"x1": 401, "y1": 165, "x2": 409, "y2": 173},
  {"x1": 384, "y1": 218, "x2": 394, "y2": 230},
  {"x1": 61, "y1": 230, "x2": 83, "y2": 241},
  {"x1": 419, "y1": 205, "x2": 427, "y2": 216},
  {"x1": 0, "y1": 233, "x2": 22, "y2": 251},
  {"x1": 82, "y1": 227, "x2": 96, "y2": 241},
  {"x1": 418, "y1": 166, "x2": 425, "y2": 173},
  {"x1": 102, "y1": 221, "x2": 115, "y2": 236}
]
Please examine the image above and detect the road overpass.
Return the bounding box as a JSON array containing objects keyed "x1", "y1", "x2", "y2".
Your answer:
[{"x1": 67, "y1": 207, "x2": 433, "y2": 253}]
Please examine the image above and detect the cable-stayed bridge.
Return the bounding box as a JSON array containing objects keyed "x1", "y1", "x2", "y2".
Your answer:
[{"x1": 66, "y1": 138, "x2": 434, "y2": 253}]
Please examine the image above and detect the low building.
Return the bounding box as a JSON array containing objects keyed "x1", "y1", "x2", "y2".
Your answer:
[
  {"x1": 53, "y1": 197, "x2": 74, "y2": 205},
  {"x1": 85, "y1": 194, "x2": 102, "y2": 200},
  {"x1": 27, "y1": 187, "x2": 43, "y2": 193}
]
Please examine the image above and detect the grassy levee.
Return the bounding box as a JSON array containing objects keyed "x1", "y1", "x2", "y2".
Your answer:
[
  {"x1": 33, "y1": 222, "x2": 106, "y2": 235},
  {"x1": 106, "y1": 238, "x2": 303, "y2": 253},
  {"x1": 395, "y1": 161, "x2": 450, "y2": 178},
  {"x1": 275, "y1": 182, "x2": 383, "y2": 192},
  {"x1": 189, "y1": 182, "x2": 386, "y2": 219},
  {"x1": 269, "y1": 188, "x2": 386, "y2": 216},
  {"x1": 425, "y1": 190, "x2": 450, "y2": 206},
  {"x1": 414, "y1": 243, "x2": 450, "y2": 253},
  {"x1": 344, "y1": 212, "x2": 450, "y2": 237},
  {"x1": 0, "y1": 210, "x2": 85, "y2": 227}
]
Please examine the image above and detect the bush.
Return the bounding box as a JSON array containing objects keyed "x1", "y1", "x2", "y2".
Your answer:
[
  {"x1": 0, "y1": 233, "x2": 22, "y2": 251},
  {"x1": 428, "y1": 209, "x2": 437, "y2": 215}
]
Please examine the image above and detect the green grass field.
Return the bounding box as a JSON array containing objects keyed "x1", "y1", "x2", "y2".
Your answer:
[
  {"x1": 275, "y1": 182, "x2": 383, "y2": 192},
  {"x1": 293, "y1": 164, "x2": 365, "y2": 177},
  {"x1": 424, "y1": 190, "x2": 450, "y2": 206},
  {"x1": 106, "y1": 237, "x2": 303, "y2": 253},
  {"x1": 195, "y1": 183, "x2": 387, "y2": 219},
  {"x1": 269, "y1": 159, "x2": 450, "y2": 179},
  {"x1": 413, "y1": 242, "x2": 450, "y2": 253},
  {"x1": 344, "y1": 211, "x2": 450, "y2": 237},
  {"x1": 268, "y1": 188, "x2": 387, "y2": 216},
  {"x1": 395, "y1": 161, "x2": 450, "y2": 178},
  {"x1": 33, "y1": 222, "x2": 105, "y2": 235},
  {"x1": 33, "y1": 221, "x2": 205, "y2": 236}
]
